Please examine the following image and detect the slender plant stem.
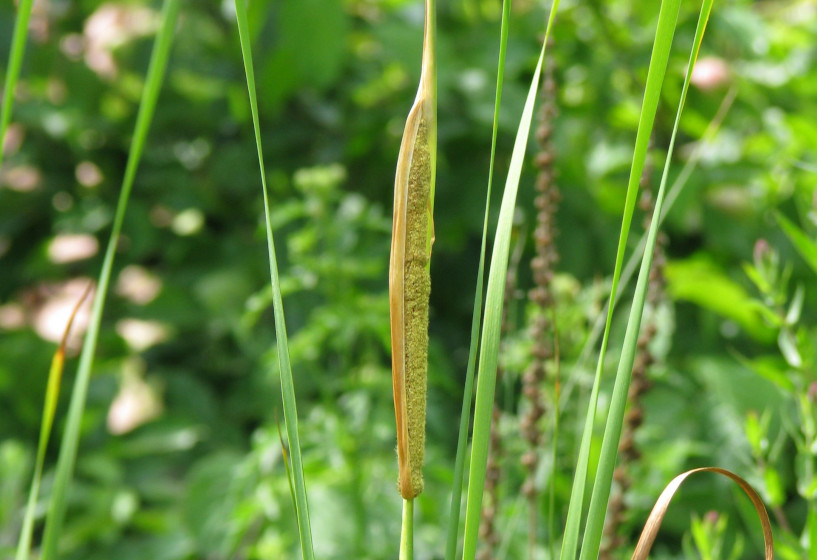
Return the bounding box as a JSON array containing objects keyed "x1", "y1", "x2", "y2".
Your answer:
[
  {"x1": 461, "y1": 3, "x2": 560, "y2": 557},
  {"x1": 233, "y1": 1, "x2": 315, "y2": 557},
  {"x1": 548, "y1": 308, "x2": 560, "y2": 560},
  {"x1": 0, "y1": 0, "x2": 34, "y2": 172},
  {"x1": 39, "y1": 2, "x2": 180, "y2": 558},
  {"x1": 579, "y1": 2, "x2": 713, "y2": 557},
  {"x1": 16, "y1": 286, "x2": 91, "y2": 560},
  {"x1": 444, "y1": 3, "x2": 511, "y2": 559},
  {"x1": 562, "y1": 86, "x2": 737, "y2": 411},
  {"x1": 400, "y1": 498, "x2": 414, "y2": 560}
]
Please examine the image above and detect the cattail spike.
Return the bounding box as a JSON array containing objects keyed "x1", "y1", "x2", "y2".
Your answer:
[{"x1": 390, "y1": 0, "x2": 436, "y2": 501}]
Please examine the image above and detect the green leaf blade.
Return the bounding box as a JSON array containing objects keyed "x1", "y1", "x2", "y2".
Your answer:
[
  {"x1": 39, "y1": 2, "x2": 181, "y2": 558},
  {"x1": 0, "y1": 0, "x2": 35, "y2": 173},
  {"x1": 444, "y1": 2, "x2": 510, "y2": 558},
  {"x1": 233, "y1": 1, "x2": 315, "y2": 558},
  {"x1": 577, "y1": 2, "x2": 715, "y2": 559},
  {"x1": 461, "y1": 3, "x2": 560, "y2": 557}
]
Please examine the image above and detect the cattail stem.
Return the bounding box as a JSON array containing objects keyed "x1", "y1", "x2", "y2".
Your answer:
[{"x1": 400, "y1": 498, "x2": 414, "y2": 560}]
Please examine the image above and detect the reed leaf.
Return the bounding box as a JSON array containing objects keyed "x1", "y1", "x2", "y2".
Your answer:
[
  {"x1": 460, "y1": 3, "x2": 560, "y2": 559},
  {"x1": 233, "y1": 1, "x2": 315, "y2": 558},
  {"x1": 568, "y1": 86, "x2": 737, "y2": 403},
  {"x1": 276, "y1": 418, "x2": 298, "y2": 518},
  {"x1": 40, "y1": 2, "x2": 181, "y2": 557},
  {"x1": 0, "y1": 0, "x2": 34, "y2": 172},
  {"x1": 444, "y1": 1, "x2": 510, "y2": 558},
  {"x1": 573, "y1": 2, "x2": 715, "y2": 559},
  {"x1": 559, "y1": 0, "x2": 685, "y2": 553}
]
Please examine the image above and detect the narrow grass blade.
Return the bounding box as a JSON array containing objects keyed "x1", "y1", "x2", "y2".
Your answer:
[
  {"x1": 233, "y1": 1, "x2": 314, "y2": 558},
  {"x1": 559, "y1": 89, "x2": 736, "y2": 555},
  {"x1": 559, "y1": 0, "x2": 684, "y2": 556},
  {"x1": 275, "y1": 417, "x2": 298, "y2": 516},
  {"x1": 444, "y1": 1, "x2": 510, "y2": 558},
  {"x1": 460, "y1": 3, "x2": 560, "y2": 559},
  {"x1": 577, "y1": 3, "x2": 714, "y2": 559},
  {"x1": 567, "y1": 87, "x2": 737, "y2": 405},
  {"x1": 0, "y1": 0, "x2": 35, "y2": 171},
  {"x1": 632, "y1": 467, "x2": 773, "y2": 559},
  {"x1": 40, "y1": 2, "x2": 181, "y2": 558},
  {"x1": 15, "y1": 284, "x2": 92, "y2": 560}
]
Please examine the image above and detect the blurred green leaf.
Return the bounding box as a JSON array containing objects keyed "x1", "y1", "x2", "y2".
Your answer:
[
  {"x1": 665, "y1": 256, "x2": 775, "y2": 341},
  {"x1": 734, "y1": 353, "x2": 796, "y2": 393},
  {"x1": 776, "y1": 212, "x2": 817, "y2": 276},
  {"x1": 258, "y1": 0, "x2": 349, "y2": 112},
  {"x1": 763, "y1": 466, "x2": 784, "y2": 506},
  {"x1": 777, "y1": 327, "x2": 802, "y2": 369}
]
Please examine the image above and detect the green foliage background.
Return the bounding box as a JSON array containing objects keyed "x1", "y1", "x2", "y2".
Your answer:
[{"x1": 0, "y1": 0, "x2": 815, "y2": 558}]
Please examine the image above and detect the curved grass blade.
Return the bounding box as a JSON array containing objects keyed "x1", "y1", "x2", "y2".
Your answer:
[
  {"x1": 576, "y1": 2, "x2": 714, "y2": 559},
  {"x1": 460, "y1": 3, "x2": 560, "y2": 558},
  {"x1": 0, "y1": 0, "x2": 35, "y2": 172},
  {"x1": 40, "y1": 2, "x2": 181, "y2": 558},
  {"x1": 233, "y1": 1, "x2": 314, "y2": 558},
  {"x1": 444, "y1": 3, "x2": 511, "y2": 558},
  {"x1": 15, "y1": 284, "x2": 92, "y2": 560},
  {"x1": 632, "y1": 467, "x2": 773, "y2": 559}
]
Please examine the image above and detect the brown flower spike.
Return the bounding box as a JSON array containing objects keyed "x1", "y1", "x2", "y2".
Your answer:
[{"x1": 389, "y1": 0, "x2": 436, "y2": 500}]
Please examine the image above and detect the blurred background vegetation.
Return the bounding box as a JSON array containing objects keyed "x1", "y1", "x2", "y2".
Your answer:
[{"x1": 0, "y1": 0, "x2": 815, "y2": 558}]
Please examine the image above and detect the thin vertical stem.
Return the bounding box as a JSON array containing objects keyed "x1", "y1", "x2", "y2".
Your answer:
[
  {"x1": 0, "y1": 0, "x2": 35, "y2": 171},
  {"x1": 233, "y1": 0, "x2": 315, "y2": 556},
  {"x1": 400, "y1": 498, "x2": 414, "y2": 560},
  {"x1": 39, "y1": 3, "x2": 181, "y2": 558}
]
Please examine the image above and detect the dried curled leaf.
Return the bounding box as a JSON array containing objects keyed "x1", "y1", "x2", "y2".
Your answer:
[{"x1": 632, "y1": 466, "x2": 774, "y2": 560}]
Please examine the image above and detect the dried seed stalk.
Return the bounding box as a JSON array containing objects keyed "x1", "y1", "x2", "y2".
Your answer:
[
  {"x1": 521, "y1": 49, "x2": 559, "y2": 555},
  {"x1": 390, "y1": 0, "x2": 436, "y2": 501}
]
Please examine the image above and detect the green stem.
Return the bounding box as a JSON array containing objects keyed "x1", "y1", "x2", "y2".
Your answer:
[
  {"x1": 444, "y1": 3, "x2": 510, "y2": 559},
  {"x1": 233, "y1": 1, "x2": 315, "y2": 557},
  {"x1": 400, "y1": 498, "x2": 414, "y2": 560},
  {"x1": 461, "y1": 2, "x2": 560, "y2": 555},
  {"x1": 39, "y1": 2, "x2": 181, "y2": 557},
  {"x1": 0, "y1": 0, "x2": 35, "y2": 172}
]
